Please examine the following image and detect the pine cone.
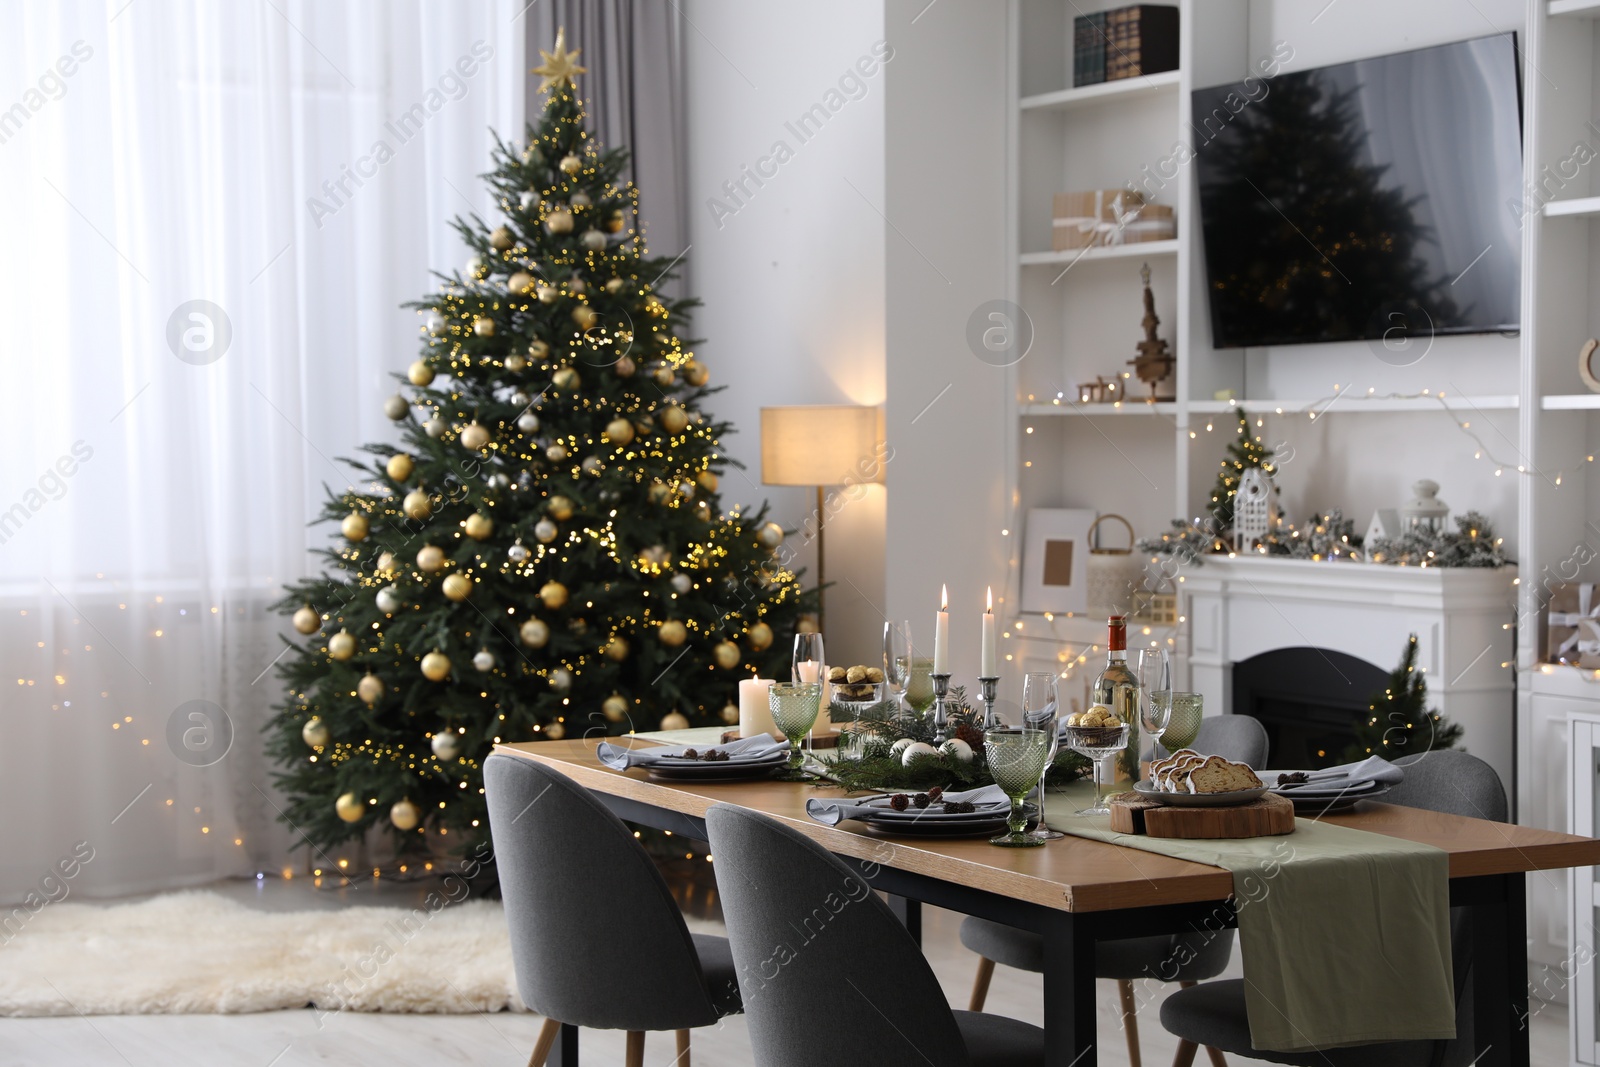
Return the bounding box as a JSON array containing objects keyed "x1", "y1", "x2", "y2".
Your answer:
[{"x1": 954, "y1": 722, "x2": 984, "y2": 750}]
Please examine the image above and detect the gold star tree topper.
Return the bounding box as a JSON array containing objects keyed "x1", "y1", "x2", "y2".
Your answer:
[{"x1": 532, "y1": 28, "x2": 587, "y2": 93}]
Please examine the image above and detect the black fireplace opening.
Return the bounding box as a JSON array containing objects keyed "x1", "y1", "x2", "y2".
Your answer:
[{"x1": 1231, "y1": 647, "x2": 1390, "y2": 770}]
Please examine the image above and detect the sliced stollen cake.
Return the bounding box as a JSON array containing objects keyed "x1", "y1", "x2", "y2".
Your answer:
[
  {"x1": 1182, "y1": 755, "x2": 1265, "y2": 794},
  {"x1": 1156, "y1": 751, "x2": 1207, "y2": 792}
]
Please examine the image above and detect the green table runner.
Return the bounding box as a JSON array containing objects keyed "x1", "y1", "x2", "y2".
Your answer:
[{"x1": 1052, "y1": 786, "x2": 1454, "y2": 1053}]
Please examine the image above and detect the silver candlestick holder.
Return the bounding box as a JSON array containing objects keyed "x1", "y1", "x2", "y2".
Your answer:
[
  {"x1": 977, "y1": 676, "x2": 1000, "y2": 727},
  {"x1": 930, "y1": 673, "x2": 952, "y2": 744}
]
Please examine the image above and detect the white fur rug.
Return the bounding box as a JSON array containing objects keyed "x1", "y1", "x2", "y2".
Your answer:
[{"x1": 0, "y1": 890, "x2": 523, "y2": 1016}]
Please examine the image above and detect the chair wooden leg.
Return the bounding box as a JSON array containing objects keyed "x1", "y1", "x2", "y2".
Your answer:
[
  {"x1": 968, "y1": 955, "x2": 996, "y2": 1011},
  {"x1": 527, "y1": 1018, "x2": 561, "y2": 1067},
  {"x1": 1202, "y1": 1045, "x2": 1227, "y2": 1067},
  {"x1": 1172, "y1": 1039, "x2": 1199, "y2": 1067},
  {"x1": 1117, "y1": 979, "x2": 1142, "y2": 1067},
  {"x1": 675, "y1": 1028, "x2": 691, "y2": 1065},
  {"x1": 625, "y1": 1030, "x2": 646, "y2": 1067}
]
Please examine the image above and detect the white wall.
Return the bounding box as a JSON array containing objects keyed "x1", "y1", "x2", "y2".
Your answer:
[{"x1": 683, "y1": 1, "x2": 888, "y2": 667}]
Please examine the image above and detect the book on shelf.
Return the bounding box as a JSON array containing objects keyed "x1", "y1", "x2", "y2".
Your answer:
[
  {"x1": 1073, "y1": 12, "x2": 1108, "y2": 87},
  {"x1": 1104, "y1": 5, "x2": 1179, "y2": 83}
]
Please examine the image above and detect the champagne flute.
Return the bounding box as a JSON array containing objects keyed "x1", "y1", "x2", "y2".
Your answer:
[
  {"x1": 1136, "y1": 647, "x2": 1172, "y2": 770},
  {"x1": 792, "y1": 632, "x2": 826, "y2": 689},
  {"x1": 883, "y1": 621, "x2": 911, "y2": 699},
  {"x1": 984, "y1": 725, "x2": 1052, "y2": 847},
  {"x1": 1022, "y1": 672, "x2": 1063, "y2": 841},
  {"x1": 769, "y1": 683, "x2": 822, "y2": 780}
]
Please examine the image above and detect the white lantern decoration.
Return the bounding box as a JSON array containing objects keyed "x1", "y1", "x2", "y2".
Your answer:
[
  {"x1": 1400, "y1": 479, "x2": 1450, "y2": 534},
  {"x1": 1231, "y1": 467, "x2": 1274, "y2": 552}
]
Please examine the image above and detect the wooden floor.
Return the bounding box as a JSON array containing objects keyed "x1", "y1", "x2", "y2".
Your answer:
[{"x1": 0, "y1": 874, "x2": 1569, "y2": 1066}]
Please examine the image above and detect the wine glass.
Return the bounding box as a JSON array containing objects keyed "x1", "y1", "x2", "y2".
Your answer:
[
  {"x1": 792, "y1": 632, "x2": 826, "y2": 688},
  {"x1": 1022, "y1": 672, "x2": 1063, "y2": 841},
  {"x1": 769, "y1": 683, "x2": 822, "y2": 780},
  {"x1": 984, "y1": 724, "x2": 1052, "y2": 848},
  {"x1": 1137, "y1": 647, "x2": 1172, "y2": 769},
  {"x1": 883, "y1": 621, "x2": 911, "y2": 698},
  {"x1": 1063, "y1": 721, "x2": 1130, "y2": 815}
]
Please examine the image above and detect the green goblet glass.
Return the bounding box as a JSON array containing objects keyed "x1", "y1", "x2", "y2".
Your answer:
[
  {"x1": 1158, "y1": 691, "x2": 1203, "y2": 752},
  {"x1": 984, "y1": 726, "x2": 1052, "y2": 847},
  {"x1": 901, "y1": 656, "x2": 935, "y2": 715},
  {"x1": 769, "y1": 683, "x2": 822, "y2": 780}
]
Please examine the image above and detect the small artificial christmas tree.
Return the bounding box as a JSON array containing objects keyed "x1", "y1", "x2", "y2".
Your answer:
[
  {"x1": 1346, "y1": 633, "x2": 1463, "y2": 761},
  {"x1": 1207, "y1": 408, "x2": 1278, "y2": 533},
  {"x1": 267, "y1": 31, "x2": 815, "y2": 861}
]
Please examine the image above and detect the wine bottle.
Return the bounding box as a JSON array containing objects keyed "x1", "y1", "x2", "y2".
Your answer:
[{"x1": 1090, "y1": 615, "x2": 1141, "y2": 783}]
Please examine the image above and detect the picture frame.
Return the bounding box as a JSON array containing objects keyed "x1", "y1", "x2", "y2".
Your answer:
[{"x1": 1021, "y1": 507, "x2": 1096, "y2": 615}]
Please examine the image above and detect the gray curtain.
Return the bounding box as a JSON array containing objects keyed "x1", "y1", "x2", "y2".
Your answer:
[{"x1": 528, "y1": 4, "x2": 689, "y2": 293}]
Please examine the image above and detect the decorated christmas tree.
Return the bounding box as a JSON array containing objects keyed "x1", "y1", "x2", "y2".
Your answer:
[
  {"x1": 1207, "y1": 408, "x2": 1277, "y2": 532},
  {"x1": 267, "y1": 31, "x2": 814, "y2": 859},
  {"x1": 1347, "y1": 634, "x2": 1463, "y2": 761}
]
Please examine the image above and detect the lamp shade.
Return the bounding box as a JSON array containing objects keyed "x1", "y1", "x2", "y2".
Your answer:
[{"x1": 760, "y1": 405, "x2": 883, "y2": 487}]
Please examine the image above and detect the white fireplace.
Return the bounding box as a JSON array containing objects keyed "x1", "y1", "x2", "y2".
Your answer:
[{"x1": 1179, "y1": 557, "x2": 1519, "y2": 787}]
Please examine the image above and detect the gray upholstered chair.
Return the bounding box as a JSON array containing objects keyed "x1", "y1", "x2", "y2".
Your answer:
[
  {"x1": 961, "y1": 714, "x2": 1270, "y2": 1067},
  {"x1": 705, "y1": 802, "x2": 1045, "y2": 1067},
  {"x1": 483, "y1": 753, "x2": 740, "y2": 1067},
  {"x1": 1158, "y1": 749, "x2": 1506, "y2": 1067}
]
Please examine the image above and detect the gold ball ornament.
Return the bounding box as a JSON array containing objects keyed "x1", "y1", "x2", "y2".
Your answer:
[
  {"x1": 614, "y1": 355, "x2": 636, "y2": 378},
  {"x1": 489, "y1": 225, "x2": 514, "y2": 250},
  {"x1": 335, "y1": 792, "x2": 365, "y2": 823},
  {"x1": 605, "y1": 277, "x2": 627, "y2": 294},
  {"x1": 341, "y1": 512, "x2": 369, "y2": 542},
  {"x1": 546, "y1": 495, "x2": 575, "y2": 521},
  {"x1": 546, "y1": 209, "x2": 574, "y2": 234},
  {"x1": 604, "y1": 418, "x2": 635, "y2": 446},
  {"x1": 552, "y1": 366, "x2": 581, "y2": 391},
  {"x1": 536, "y1": 284, "x2": 559, "y2": 304},
  {"x1": 545, "y1": 442, "x2": 569, "y2": 463},
  {"x1": 301, "y1": 717, "x2": 329, "y2": 748},
  {"x1": 660, "y1": 711, "x2": 691, "y2": 731},
  {"x1": 293, "y1": 604, "x2": 321, "y2": 634},
  {"x1": 403, "y1": 489, "x2": 433, "y2": 520},
  {"x1": 463, "y1": 513, "x2": 494, "y2": 540},
  {"x1": 659, "y1": 405, "x2": 690, "y2": 435},
  {"x1": 721, "y1": 701, "x2": 740, "y2": 725},
  {"x1": 558, "y1": 154, "x2": 582, "y2": 175},
  {"x1": 544, "y1": 721, "x2": 566, "y2": 740},
  {"x1": 519, "y1": 618, "x2": 550, "y2": 648},
  {"x1": 697, "y1": 470, "x2": 719, "y2": 492},
  {"x1": 658, "y1": 619, "x2": 688, "y2": 647},
  {"x1": 386, "y1": 453, "x2": 414, "y2": 482},
  {"x1": 357, "y1": 673, "x2": 384, "y2": 705},
  {"x1": 748, "y1": 622, "x2": 774, "y2": 651},
  {"x1": 389, "y1": 799, "x2": 422, "y2": 832},
  {"x1": 572, "y1": 305, "x2": 599, "y2": 331},
  {"x1": 603, "y1": 693, "x2": 630, "y2": 722},
  {"x1": 431, "y1": 731, "x2": 461, "y2": 760},
  {"x1": 421, "y1": 650, "x2": 452, "y2": 682},
  {"x1": 473, "y1": 316, "x2": 495, "y2": 337},
  {"x1": 506, "y1": 271, "x2": 535, "y2": 295},
  {"x1": 570, "y1": 190, "x2": 592, "y2": 208},
  {"x1": 442, "y1": 573, "x2": 473, "y2": 602},
  {"x1": 712, "y1": 640, "x2": 742, "y2": 670},
  {"x1": 504, "y1": 353, "x2": 528, "y2": 373},
  {"x1": 605, "y1": 210, "x2": 626, "y2": 234},
  {"x1": 328, "y1": 629, "x2": 356, "y2": 661},
  {"x1": 384, "y1": 394, "x2": 410, "y2": 420},
  {"x1": 376, "y1": 551, "x2": 398, "y2": 573},
  {"x1": 528, "y1": 339, "x2": 550, "y2": 360},
  {"x1": 539, "y1": 581, "x2": 569, "y2": 609},
  {"x1": 648, "y1": 482, "x2": 672, "y2": 505},
  {"x1": 407, "y1": 360, "x2": 435, "y2": 387},
  {"x1": 534, "y1": 519, "x2": 559, "y2": 543},
  {"x1": 758, "y1": 522, "x2": 785, "y2": 549},
  {"x1": 653, "y1": 364, "x2": 676, "y2": 387},
  {"x1": 683, "y1": 359, "x2": 709, "y2": 387},
  {"x1": 603, "y1": 635, "x2": 630, "y2": 662},
  {"x1": 580, "y1": 229, "x2": 607, "y2": 252},
  {"x1": 416, "y1": 544, "x2": 446, "y2": 572},
  {"x1": 459, "y1": 421, "x2": 491, "y2": 451}
]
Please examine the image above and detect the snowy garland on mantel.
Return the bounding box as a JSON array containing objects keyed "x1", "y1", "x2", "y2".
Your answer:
[{"x1": 1137, "y1": 510, "x2": 1512, "y2": 569}]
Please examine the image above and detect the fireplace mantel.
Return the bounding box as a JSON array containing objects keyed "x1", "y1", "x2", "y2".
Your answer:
[{"x1": 1180, "y1": 557, "x2": 1518, "y2": 785}]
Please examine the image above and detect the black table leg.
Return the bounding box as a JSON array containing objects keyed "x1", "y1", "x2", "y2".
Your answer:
[
  {"x1": 548, "y1": 1021, "x2": 580, "y2": 1066},
  {"x1": 1042, "y1": 909, "x2": 1097, "y2": 1067},
  {"x1": 1470, "y1": 873, "x2": 1529, "y2": 1067},
  {"x1": 887, "y1": 894, "x2": 922, "y2": 945}
]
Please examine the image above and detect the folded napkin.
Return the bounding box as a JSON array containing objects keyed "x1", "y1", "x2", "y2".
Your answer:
[
  {"x1": 805, "y1": 784, "x2": 1008, "y2": 826},
  {"x1": 596, "y1": 734, "x2": 786, "y2": 771},
  {"x1": 1272, "y1": 756, "x2": 1405, "y2": 793}
]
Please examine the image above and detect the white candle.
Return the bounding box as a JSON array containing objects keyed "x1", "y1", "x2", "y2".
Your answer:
[
  {"x1": 795, "y1": 659, "x2": 832, "y2": 731},
  {"x1": 933, "y1": 584, "x2": 950, "y2": 674},
  {"x1": 980, "y1": 586, "x2": 997, "y2": 677},
  {"x1": 738, "y1": 675, "x2": 775, "y2": 738}
]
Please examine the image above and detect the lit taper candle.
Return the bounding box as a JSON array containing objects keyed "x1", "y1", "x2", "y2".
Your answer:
[
  {"x1": 933, "y1": 584, "x2": 950, "y2": 674},
  {"x1": 980, "y1": 586, "x2": 997, "y2": 676}
]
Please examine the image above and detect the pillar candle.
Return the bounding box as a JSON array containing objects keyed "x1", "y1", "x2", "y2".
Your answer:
[
  {"x1": 738, "y1": 676, "x2": 775, "y2": 739},
  {"x1": 933, "y1": 584, "x2": 950, "y2": 674},
  {"x1": 981, "y1": 586, "x2": 997, "y2": 676}
]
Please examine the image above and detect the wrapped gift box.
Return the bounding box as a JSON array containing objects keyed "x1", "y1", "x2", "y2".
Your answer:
[
  {"x1": 1108, "y1": 202, "x2": 1175, "y2": 245},
  {"x1": 1052, "y1": 189, "x2": 1147, "y2": 251},
  {"x1": 1549, "y1": 582, "x2": 1600, "y2": 668}
]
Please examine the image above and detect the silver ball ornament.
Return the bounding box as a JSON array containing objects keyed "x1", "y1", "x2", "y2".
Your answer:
[
  {"x1": 517, "y1": 412, "x2": 540, "y2": 433},
  {"x1": 431, "y1": 731, "x2": 461, "y2": 761},
  {"x1": 424, "y1": 417, "x2": 447, "y2": 439},
  {"x1": 534, "y1": 519, "x2": 558, "y2": 543},
  {"x1": 375, "y1": 585, "x2": 402, "y2": 614},
  {"x1": 671, "y1": 573, "x2": 692, "y2": 594},
  {"x1": 384, "y1": 395, "x2": 410, "y2": 420},
  {"x1": 472, "y1": 649, "x2": 496, "y2": 672},
  {"x1": 508, "y1": 541, "x2": 530, "y2": 562}
]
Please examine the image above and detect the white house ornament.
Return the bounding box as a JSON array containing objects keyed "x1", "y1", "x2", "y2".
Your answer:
[{"x1": 1231, "y1": 467, "x2": 1274, "y2": 551}]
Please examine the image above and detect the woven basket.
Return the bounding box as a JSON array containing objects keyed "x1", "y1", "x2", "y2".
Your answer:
[{"x1": 1086, "y1": 514, "x2": 1140, "y2": 618}]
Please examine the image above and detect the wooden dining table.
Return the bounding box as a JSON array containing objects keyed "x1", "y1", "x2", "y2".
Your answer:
[{"x1": 497, "y1": 738, "x2": 1600, "y2": 1067}]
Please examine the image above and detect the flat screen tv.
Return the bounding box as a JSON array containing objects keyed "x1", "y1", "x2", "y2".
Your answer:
[{"x1": 1192, "y1": 35, "x2": 1522, "y2": 349}]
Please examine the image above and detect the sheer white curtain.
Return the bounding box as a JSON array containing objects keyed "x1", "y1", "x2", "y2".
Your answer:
[{"x1": 0, "y1": 0, "x2": 524, "y2": 900}]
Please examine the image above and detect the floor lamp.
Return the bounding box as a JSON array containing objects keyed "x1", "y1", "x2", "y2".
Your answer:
[{"x1": 759, "y1": 405, "x2": 883, "y2": 636}]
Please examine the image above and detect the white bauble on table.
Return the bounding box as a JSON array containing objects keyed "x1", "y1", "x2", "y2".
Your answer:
[
  {"x1": 939, "y1": 738, "x2": 975, "y2": 764},
  {"x1": 900, "y1": 741, "x2": 939, "y2": 767}
]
